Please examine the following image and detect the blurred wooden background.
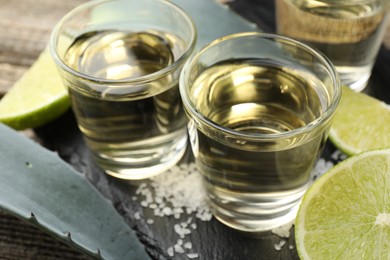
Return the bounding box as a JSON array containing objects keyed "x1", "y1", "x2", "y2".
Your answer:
[
  {"x1": 0, "y1": 1, "x2": 86, "y2": 97},
  {"x1": 0, "y1": 0, "x2": 389, "y2": 259}
]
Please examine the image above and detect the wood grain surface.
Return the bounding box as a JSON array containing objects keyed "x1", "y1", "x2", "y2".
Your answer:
[
  {"x1": 0, "y1": 0, "x2": 87, "y2": 96},
  {"x1": 0, "y1": 0, "x2": 389, "y2": 259}
]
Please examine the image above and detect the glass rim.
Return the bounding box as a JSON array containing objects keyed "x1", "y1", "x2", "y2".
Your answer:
[
  {"x1": 49, "y1": 0, "x2": 197, "y2": 85},
  {"x1": 179, "y1": 32, "x2": 341, "y2": 140}
]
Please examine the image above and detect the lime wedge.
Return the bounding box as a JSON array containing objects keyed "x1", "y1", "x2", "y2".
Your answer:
[
  {"x1": 329, "y1": 86, "x2": 390, "y2": 156},
  {"x1": 0, "y1": 49, "x2": 69, "y2": 130},
  {"x1": 295, "y1": 149, "x2": 390, "y2": 259}
]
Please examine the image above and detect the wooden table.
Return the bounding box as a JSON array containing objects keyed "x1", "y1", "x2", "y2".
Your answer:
[{"x1": 0, "y1": 0, "x2": 389, "y2": 259}]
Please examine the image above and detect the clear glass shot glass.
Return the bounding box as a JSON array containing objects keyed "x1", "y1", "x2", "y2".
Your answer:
[
  {"x1": 180, "y1": 32, "x2": 341, "y2": 232},
  {"x1": 276, "y1": 0, "x2": 389, "y2": 92},
  {"x1": 49, "y1": 0, "x2": 197, "y2": 180}
]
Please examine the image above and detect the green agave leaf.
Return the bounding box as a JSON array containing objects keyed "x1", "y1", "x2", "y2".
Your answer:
[
  {"x1": 0, "y1": 0, "x2": 256, "y2": 258},
  {"x1": 0, "y1": 123, "x2": 149, "y2": 259},
  {"x1": 172, "y1": 0, "x2": 257, "y2": 47}
]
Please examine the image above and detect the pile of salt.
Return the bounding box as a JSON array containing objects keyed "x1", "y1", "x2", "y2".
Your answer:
[{"x1": 132, "y1": 154, "x2": 338, "y2": 257}]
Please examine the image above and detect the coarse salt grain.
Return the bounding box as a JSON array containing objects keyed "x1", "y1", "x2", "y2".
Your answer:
[
  {"x1": 184, "y1": 242, "x2": 192, "y2": 249},
  {"x1": 149, "y1": 203, "x2": 158, "y2": 209},
  {"x1": 133, "y1": 157, "x2": 336, "y2": 256},
  {"x1": 271, "y1": 220, "x2": 294, "y2": 238},
  {"x1": 135, "y1": 163, "x2": 210, "y2": 220},
  {"x1": 133, "y1": 163, "x2": 211, "y2": 257},
  {"x1": 331, "y1": 149, "x2": 347, "y2": 161},
  {"x1": 174, "y1": 244, "x2": 185, "y2": 253},
  {"x1": 274, "y1": 240, "x2": 286, "y2": 251},
  {"x1": 187, "y1": 253, "x2": 199, "y2": 259},
  {"x1": 174, "y1": 223, "x2": 192, "y2": 238},
  {"x1": 163, "y1": 207, "x2": 173, "y2": 215},
  {"x1": 167, "y1": 247, "x2": 174, "y2": 257},
  {"x1": 312, "y1": 158, "x2": 334, "y2": 180}
]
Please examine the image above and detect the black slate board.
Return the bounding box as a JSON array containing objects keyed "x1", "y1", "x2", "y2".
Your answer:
[{"x1": 34, "y1": 1, "x2": 390, "y2": 259}]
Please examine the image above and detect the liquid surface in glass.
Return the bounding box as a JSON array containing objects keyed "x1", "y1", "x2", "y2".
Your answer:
[
  {"x1": 63, "y1": 30, "x2": 187, "y2": 178},
  {"x1": 188, "y1": 58, "x2": 330, "y2": 230}
]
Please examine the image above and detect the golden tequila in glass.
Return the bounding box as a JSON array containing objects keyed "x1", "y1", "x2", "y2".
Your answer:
[
  {"x1": 180, "y1": 33, "x2": 341, "y2": 232},
  {"x1": 276, "y1": 0, "x2": 389, "y2": 91},
  {"x1": 50, "y1": 0, "x2": 196, "y2": 179}
]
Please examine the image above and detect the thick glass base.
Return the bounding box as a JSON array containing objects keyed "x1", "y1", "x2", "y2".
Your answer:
[
  {"x1": 206, "y1": 183, "x2": 309, "y2": 232},
  {"x1": 211, "y1": 202, "x2": 300, "y2": 233},
  {"x1": 89, "y1": 129, "x2": 188, "y2": 180},
  {"x1": 336, "y1": 65, "x2": 371, "y2": 92}
]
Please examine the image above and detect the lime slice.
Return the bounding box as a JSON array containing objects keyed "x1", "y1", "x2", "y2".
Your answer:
[
  {"x1": 0, "y1": 49, "x2": 70, "y2": 130},
  {"x1": 295, "y1": 149, "x2": 390, "y2": 259},
  {"x1": 329, "y1": 86, "x2": 390, "y2": 156}
]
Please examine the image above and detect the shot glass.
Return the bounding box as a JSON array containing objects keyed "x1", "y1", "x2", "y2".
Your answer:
[
  {"x1": 276, "y1": 0, "x2": 389, "y2": 92},
  {"x1": 49, "y1": 0, "x2": 196, "y2": 179},
  {"x1": 180, "y1": 32, "x2": 341, "y2": 232}
]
